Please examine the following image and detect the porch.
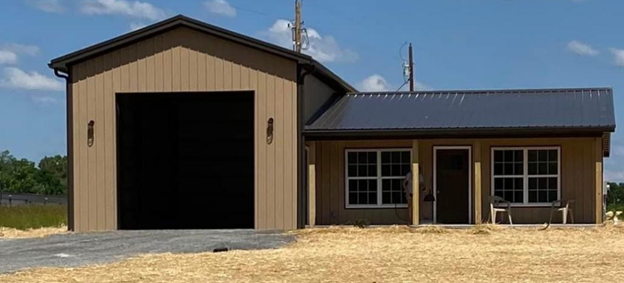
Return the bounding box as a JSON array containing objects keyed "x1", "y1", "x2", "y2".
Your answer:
[{"x1": 305, "y1": 138, "x2": 604, "y2": 226}]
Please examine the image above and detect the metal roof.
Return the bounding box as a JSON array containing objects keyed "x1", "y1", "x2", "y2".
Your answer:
[
  {"x1": 305, "y1": 88, "x2": 616, "y2": 136},
  {"x1": 48, "y1": 15, "x2": 355, "y2": 93}
]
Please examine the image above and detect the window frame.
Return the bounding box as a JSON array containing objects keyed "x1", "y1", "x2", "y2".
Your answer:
[
  {"x1": 345, "y1": 148, "x2": 412, "y2": 209},
  {"x1": 490, "y1": 146, "x2": 561, "y2": 207}
]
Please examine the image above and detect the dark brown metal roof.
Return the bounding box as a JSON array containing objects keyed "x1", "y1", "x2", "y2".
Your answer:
[
  {"x1": 305, "y1": 88, "x2": 616, "y2": 137},
  {"x1": 48, "y1": 15, "x2": 355, "y2": 92}
]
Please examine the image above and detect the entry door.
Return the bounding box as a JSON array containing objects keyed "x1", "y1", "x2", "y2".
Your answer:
[{"x1": 435, "y1": 148, "x2": 470, "y2": 224}]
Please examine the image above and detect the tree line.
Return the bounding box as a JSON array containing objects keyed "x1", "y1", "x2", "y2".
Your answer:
[
  {"x1": 0, "y1": 151, "x2": 67, "y2": 195},
  {"x1": 607, "y1": 182, "x2": 624, "y2": 212}
]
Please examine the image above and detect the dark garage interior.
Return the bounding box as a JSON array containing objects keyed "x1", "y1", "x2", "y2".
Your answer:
[{"x1": 116, "y1": 92, "x2": 254, "y2": 229}]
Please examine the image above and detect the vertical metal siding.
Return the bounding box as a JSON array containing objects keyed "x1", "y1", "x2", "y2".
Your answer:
[
  {"x1": 70, "y1": 26, "x2": 298, "y2": 231},
  {"x1": 314, "y1": 138, "x2": 600, "y2": 225}
]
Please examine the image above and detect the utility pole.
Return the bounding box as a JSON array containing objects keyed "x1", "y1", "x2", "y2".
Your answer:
[
  {"x1": 408, "y1": 43, "x2": 414, "y2": 91},
  {"x1": 294, "y1": 0, "x2": 302, "y2": 52}
]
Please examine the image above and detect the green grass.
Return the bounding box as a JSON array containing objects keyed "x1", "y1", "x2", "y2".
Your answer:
[{"x1": 0, "y1": 205, "x2": 67, "y2": 230}]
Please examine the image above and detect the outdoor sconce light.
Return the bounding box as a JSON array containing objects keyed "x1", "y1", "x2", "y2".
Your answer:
[
  {"x1": 267, "y1": 117, "x2": 274, "y2": 145},
  {"x1": 87, "y1": 120, "x2": 95, "y2": 147}
]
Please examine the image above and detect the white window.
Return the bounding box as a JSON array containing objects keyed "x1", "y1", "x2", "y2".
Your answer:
[
  {"x1": 345, "y1": 149, "x2": 411, "y2": 208},
  {"x1": 491, "y1": 147, "x2": 560, "y2": 206}
]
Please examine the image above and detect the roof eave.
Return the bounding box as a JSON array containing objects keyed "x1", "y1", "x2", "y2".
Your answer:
[{"x1": 303, "y1": 126, "x2": 615, "y2": 140}]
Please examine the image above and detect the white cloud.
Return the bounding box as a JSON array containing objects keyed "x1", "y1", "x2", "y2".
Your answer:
[
  {"x1": 610, "y1": 48, "x2": 624, "y2": 67},
  {"x1": 0, "y1": 51, "x2": 18, "y2": 65},
  {"x1": 204, "y1": 0, "x2": 236, "y2": 17},
  {"x1": 1, "y1": 67, "x2": 64, "y2": 91},
  {"x1": 357, "y1": 74, "x2": 432, "y2": 92},
  {"x1": 3, "y1": 43, "x2": 40, "y2": 56},
  {"x1": 357, "y1": 74, "x2": 391, "y2": 92},
  {"x1": 0, "y1": 43, "x2": 39, "y2": 65},
  {"x1": 31, "y1": 96, "x2": 59, "y2": 104},
  {"x1": 567, "y1": 40, "x2": 599, "y2": 56},
  {"x1": 28, "y1": 0, "x2": 65, "y2": 13},
  {"x1": 81, "y1": 0, "x2": 166, "y2": 20},
  {"x1": 264, "y1": 19, "x2": 358, "y2": 63}
]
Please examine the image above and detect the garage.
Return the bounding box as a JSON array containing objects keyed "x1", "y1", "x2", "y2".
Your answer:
[{"x1": 116, "y1": 92, "x2": 254, "y2": 229}]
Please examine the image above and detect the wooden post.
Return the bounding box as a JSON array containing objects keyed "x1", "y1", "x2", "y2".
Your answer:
[
  {"x1": 595, "y1": 138, "x2": 604, "y2": 224},
  {"x1": 412, "y1": 140, "x2": 420, "y2": 225},
  {"x1": 308, "y1": 142, "x2": 316, "y2": 227},
  {"x1": 474, "y1": 141, "x2": 482, "y2": 224}
]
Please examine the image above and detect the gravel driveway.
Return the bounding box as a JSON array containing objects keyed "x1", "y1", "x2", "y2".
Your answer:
[{"x1": 0, "y1": 230, "x2": 294, "y2": 274}]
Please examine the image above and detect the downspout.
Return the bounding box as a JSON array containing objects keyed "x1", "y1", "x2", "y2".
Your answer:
[
  {"x1": 52, "y1": 67, "x2": 74, "y2": 232},
  {"x1": 297, "y1": 62, "x2": 316, "y2": 229}
]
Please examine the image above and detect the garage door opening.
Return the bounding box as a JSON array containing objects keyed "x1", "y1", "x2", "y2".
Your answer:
[{"x1": 116, "y1": 92, "x2": 254, "y2": 229}]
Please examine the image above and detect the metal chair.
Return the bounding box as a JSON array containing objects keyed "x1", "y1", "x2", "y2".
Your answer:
[
  {"x1": 549, "y1": 199, "x2": 575, "y2": 224},
  {"x1": 489, "y1": 196, "x2": 513, "y2": 225}
]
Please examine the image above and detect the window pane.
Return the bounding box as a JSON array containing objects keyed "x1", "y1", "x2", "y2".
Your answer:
[
  {"x1": 382, "y1": 179, "x2": 391, "y2": 192},
  {"x1": 358, "y1": 152, "x2": 368, "y2": 163},
  {"x1": 349, "y1": 193, "x2": 357, "y2": 205},
  {"x1": 538, "y1": 150, "x2": 547, "y2": 161},
  {"x1": 548, "y1": 150, "x2": 557, "y2": 162},
  {"x1": 528, "y1": 163, "x2": 537, "y2": 175},
  {"x1": 382, "y1": 192, "x2": 391, "y2": 204},
  {"x1": 494, "y1": 151, "x2": 503, "y2": 162},
  {"x1": 368, "y1": 152, "x2": 377, "y2": 164},
  {"x1": 368, "y1": 193, "x2": 377, "y2": 204},
  {"x1": 348, "y1": 180, "x2": 358, "y2": 193},
  {"x1": 528, "y1": 150, "x2": 537, "y2": 162},
  {"x1": 381, "y1": 152, "x2": 390, "y2": 163},
  {"x1": 529, "y1": 191, "x2": 537, "y2": 203},
  {"x1": 528, "y1": 177, "x2": 558, "y2": 203},
  {"x1": 381, "y1": 178, "x2": 406, "y2": 205},
  {"x1": 494, "y1": 177, "x2": 523, "y2": 203},
  {"x1": 382, "y1": 165, "x2": 390, "y2": 176},
  {"x1": 538, "y1": 163, "x2": 547, "y2": 175},
  {"x1": 504, "y1": 151, "x2": 513, "y2": 162},
  {"x1": 493, "y1": 150, "x2": 523, "y2": 176},
  {"x1": 494, "y1": 163, "x2": 503, "y2": 175},
  {"x1": 358, "y1": 165, "x2": 368, "y2": 177},
  {"x1": 548, "y1": 163, "x2": 558, "y2": 175},
  {"x1": 348, "y1": 165, "x2": 357, "y2": 177},
  {"x1": 348, "y1": 152, "x2": 357, "y2": 164}
]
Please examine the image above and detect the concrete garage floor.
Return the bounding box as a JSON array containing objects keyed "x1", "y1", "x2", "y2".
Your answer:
[{"x1": 0, "y1": 230, "x2": 294, "y2": 274}]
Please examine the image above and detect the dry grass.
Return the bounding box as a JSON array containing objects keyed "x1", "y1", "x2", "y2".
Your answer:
[
  {"x1": 0, "y1": 226, "x2": 67, "y2": 239},
  {"x1": 3, "y1": 226, "x2": 624, "y2": 282}
]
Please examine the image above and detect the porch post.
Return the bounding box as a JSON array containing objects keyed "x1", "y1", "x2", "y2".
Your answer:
[
  {"x1": 473, "y1": 141, "x2": 482, "y2": 224},
  {"x1": 308, "y1": 142, "x2": 316, "y2": 227},
  {"x1": 595, "y1": 137, "x2": 603, "y2": 224},
  {"x1": 412, "y1": 140, "x2": 420, "y2": 225}
]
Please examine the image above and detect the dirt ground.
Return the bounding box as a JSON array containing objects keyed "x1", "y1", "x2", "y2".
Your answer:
[
  {"x1": 2, "y1": 225, "x2": 624, "y2": 283},
  {"x1": 0, "y1": 226, "x2": 67, "y2": 239}
]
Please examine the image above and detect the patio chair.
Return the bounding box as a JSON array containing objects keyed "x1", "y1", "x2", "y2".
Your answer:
[
  {"x1": 548, "y1": 199, "x2": 575, "y2": 224},
  {"x1": 489, "y1": 196, "x2": 513, "y2": 225}
]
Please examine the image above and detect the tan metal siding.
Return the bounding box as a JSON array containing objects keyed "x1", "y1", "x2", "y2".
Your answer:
[
  {"x1": 70, "y1": 26, "x2": 298, "y2": 231},
  {"x1": 314, "y1": 138, "x2": 600, "y2": 225}
]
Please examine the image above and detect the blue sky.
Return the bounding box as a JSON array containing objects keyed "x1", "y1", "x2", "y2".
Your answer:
[{"x1": 1, "y1": 0, "x2": 623, "y2": 180}]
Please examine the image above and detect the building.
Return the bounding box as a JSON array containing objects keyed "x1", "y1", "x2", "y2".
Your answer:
[{"x1": 49, "y1": 15, "x2": 615, "y2": 232}]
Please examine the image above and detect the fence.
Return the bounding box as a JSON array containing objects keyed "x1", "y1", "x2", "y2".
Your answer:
[{"x1": 0, "y1": 192, "x2": 67, "y2": 206}]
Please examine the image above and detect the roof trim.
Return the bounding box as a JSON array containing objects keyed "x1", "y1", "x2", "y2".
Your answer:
[
  {"x1": 304, "y1": 127, "x2": 614, "y2": 139},
  {"x1": 48, "y1": 15, "x2": 355, "y2": 92},
  {"x1": 49, "y1": 15, "x2": 310, "y2": 72}
]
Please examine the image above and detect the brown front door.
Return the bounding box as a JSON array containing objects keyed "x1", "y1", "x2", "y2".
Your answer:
[{"x1": 435, "y1": 148, "x2": 470, "y2": 224}]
